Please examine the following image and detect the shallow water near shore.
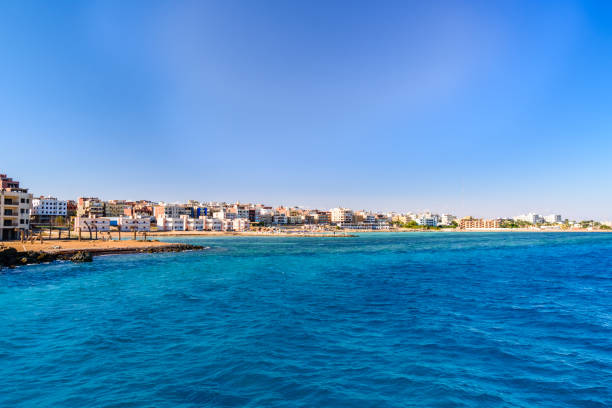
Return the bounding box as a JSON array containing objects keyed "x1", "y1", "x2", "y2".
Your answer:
[{"x1": 1, "y1": 232, "x2": 612, "y2": 407}]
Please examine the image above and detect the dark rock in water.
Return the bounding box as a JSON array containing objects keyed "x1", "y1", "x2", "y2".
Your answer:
[
  {"x1": 0, "y1": 248, "x2": 19, "y2": 267},
  {"x1": 70, "y1": 251, "x2": 93, "y2": 263},
  {"x1": 37, "y1": 253, "x2": 54, "y2": 262},
  {"x1": 0, "y1": 247, "x2": 19, "y2": 267}
]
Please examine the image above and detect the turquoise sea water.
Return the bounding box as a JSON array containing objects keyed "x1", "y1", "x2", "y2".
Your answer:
[{"x1": 1, "y1": 232, "x2": 612, "y2": 407}]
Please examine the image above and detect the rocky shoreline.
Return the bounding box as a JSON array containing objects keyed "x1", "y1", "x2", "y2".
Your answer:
[{"x1": 0, "y1": 243, "x2": 205, "y2": 269}]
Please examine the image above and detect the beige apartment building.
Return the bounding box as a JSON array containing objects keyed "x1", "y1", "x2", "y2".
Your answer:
[
  {"x1": 0, "y1": 174, "x2": 33, "y2": 241},
  {"x1": 331, "y1": 207, "x2": 354, "y2": 224},
  {"x1": 459, "y1": 217, "x2": 501, "y2": 229},
  {"x1": 105, "y1": 200, "x2": 131, "y2": 217},
  {"x1": 77, "y1": 197, "x2": 105, "y2": 217}
]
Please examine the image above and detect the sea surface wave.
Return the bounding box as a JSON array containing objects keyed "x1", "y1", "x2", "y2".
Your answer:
[{"x1": 1, "y1": 232, "x2": 612, "y2": 407}]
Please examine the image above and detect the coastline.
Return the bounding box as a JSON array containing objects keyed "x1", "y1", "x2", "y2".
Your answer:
[
  {"x1": 25, "y1": 228, "x2": 611, "y2": 242},
  {"x1": 78, "y1": 227, "x2": 612, "y2": 237}
]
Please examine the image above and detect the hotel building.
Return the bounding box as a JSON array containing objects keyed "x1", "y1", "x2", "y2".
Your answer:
[{"x1": 32, "y1": 196, "x2": 68, "y2": 224}]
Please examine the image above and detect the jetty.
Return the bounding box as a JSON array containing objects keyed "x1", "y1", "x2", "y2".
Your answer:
[{"x1": 0, "y1": 240, "x2": 205, "y2": 269}]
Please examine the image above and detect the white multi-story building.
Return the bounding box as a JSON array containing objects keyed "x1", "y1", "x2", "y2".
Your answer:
[
  {"x1": 202, "y1": 217, "x2": 223, "y2": 231},
  {"x1": 273, "y1": 214, "x2": 288, "y2": 225},
  {"x1": 213, "y1": 210, "x2": 237, "y2": 220},
  {"x1": 156, "y1": 216, "x2": 185, "y2": 231},
  {"x1": 222, "y1": 219, "x2": 234, "y2": 231},
  {"x1": 74, "y1": 216, "x2": 110, "y2": 233},
  {"x1": 543, "y1": 214, "x2": 562, "y2": 223},
  {"x1": 118, "y1": 216, "x2": 151, "y2": 232},
  {"x1": 361, "y1": 213, "x2": 390, "y2": 230},
  {"x1": 182, "y1": 215, "x2": 204, "y2": 231},
  {"x1": 439, "y1": 214, "x2": 457, "y2": 226},
  {"x1": 415, "y1": 213, "x2": 439, "y2": 227},
  {"x1": 0, "y1": 174, "x2": 32, "y2": 241},
  {"x1": 32, "y1": 196, "x2": 68, "y2": 223},
  {"x1": 232, "y1": 218, "x2": 250, "y2": 231},
  {"x1": 514, "y1": 213, "x2": 544, "y2": 224},
  {"x1": 331, "y1": 208, "x2": 354, "y2": 224}
]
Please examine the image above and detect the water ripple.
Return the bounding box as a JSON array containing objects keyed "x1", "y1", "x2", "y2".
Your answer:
[{"x1": 1, "y1": 232, "x2": 612, "y2": 407}]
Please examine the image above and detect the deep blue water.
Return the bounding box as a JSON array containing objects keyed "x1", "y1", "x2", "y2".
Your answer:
[{"x1": 1, "y1": 233, "x2": 612, "y2": 407}]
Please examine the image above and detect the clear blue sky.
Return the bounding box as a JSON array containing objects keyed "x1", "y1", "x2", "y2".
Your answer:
[{"x1": 2, "y1": 1, "x2": 612, "y2": 219}]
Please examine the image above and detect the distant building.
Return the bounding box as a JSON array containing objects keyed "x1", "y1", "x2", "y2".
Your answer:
[
  {"x1": 232, "y1": 218, "x2": 250, "y2": 231},
  {"x1": 362, "y1": 213, "x2": 390, "y2": 229},
  {"x1": 0, "y1": 174, "x2": 32, "y2": 241},
  {"x1": 331, "y1": 208, "x2": 354, "y2": 224},
  {"x1": 153, "y1": 204, "x2": 192, "y2": 219},
  {"x1": 105, "y1": 200, "x2": 130, "y2": 217},
  {"x1": 273, "y1": 214, "x2": 288, "y2": 225},
  {"x1": 202, "y1": 216, "x2": 223, "y2": 231},
  {"x1": 74, "y1": 216, "x2": 110, "y2": 233},
  {"x1": 124, "y1": 204, "x2": 153, "y2": 218},
  {"x1": 459, "y1": 217, "x2": 501, "y2": 229},
  {"x1": 77, "y1": 197, "x2": 105, "y2": 217},
  {"x1": 288, "y1": 215, "x2": 304, "y2": 224},
  {"x1": 213, "y1": 209, "x2": 237, "y2": 220},
  {"x1": 118, "y1": 216, "x2": 151, "y2": 232},
  {"x1": 256, "y1": 209, "x2": 274, "y2": 224},
  {"x1": 181, "y1": 215, "x2": 204, "y2": 231},
  {"x1": 543, "y1": 214, "x2": 562, "y2": 223},
  {"x1": 513, "y1": 213, "x2": 544, "y2": 224},
  {"x1": 415, "y1": 213, "x2": 439, "y2": 227},
  {"x1": 32, "y1": 196, "x2": 67, "y2": 224},
  {"x1": 392, "y1": 214, "x2": 412, "y2": 224},
  {"x1": 439, "y1": 214, "x2": 457, "y2": 226},
  {"x1": 156, "y1": 215, "x2": 185, "y2": 231},
  {"x1": 0, "y1": 174, "x2": 21, "y2": 189},
  {"x1": 66, "y1": 200, "x2": 77, "y2": 217},
  {"x1": 236, "y1": 207, "x2": 250, "y2": 219}
]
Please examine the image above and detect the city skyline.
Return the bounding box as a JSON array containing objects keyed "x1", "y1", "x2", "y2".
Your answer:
[
  {"x1": 3, "y1": 1, "x2": 612, "y2": 219},
  {"x1": 3, "y1": 172, "x2": 579, "y2": 223}
]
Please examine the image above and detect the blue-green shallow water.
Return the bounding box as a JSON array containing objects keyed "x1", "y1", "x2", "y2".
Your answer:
[{"x1": 1, "y1": 233, "x2": 612, "y2": 407}]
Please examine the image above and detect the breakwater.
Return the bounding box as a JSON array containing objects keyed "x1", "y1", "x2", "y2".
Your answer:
[{"x1": 0, "y1": 243, "x2": 205, "y2": 269}]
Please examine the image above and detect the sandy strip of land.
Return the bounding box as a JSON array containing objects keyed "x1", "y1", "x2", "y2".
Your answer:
[
  {"x1": 0, "y1": 239, "x2": 192, "y2": 255},
  {"x1": 146, "y1": 230, "x2": 355, "y2": 237},
  {"x1": 33, "y1": 230, "x2": 357, "y2": 239}
]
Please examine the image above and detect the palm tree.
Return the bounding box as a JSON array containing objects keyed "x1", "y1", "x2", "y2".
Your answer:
[{"x1": 84, "y1": 220, "x2": 93, "y2": 240}]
